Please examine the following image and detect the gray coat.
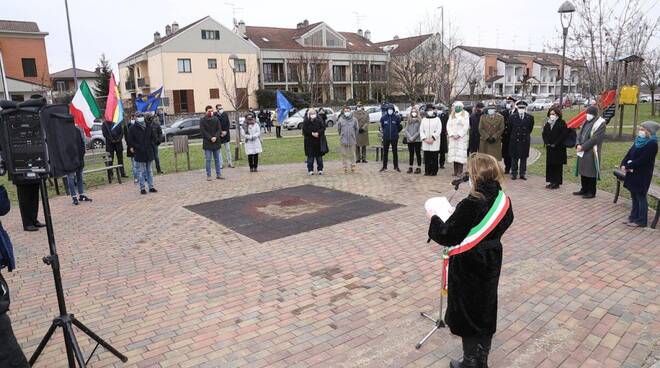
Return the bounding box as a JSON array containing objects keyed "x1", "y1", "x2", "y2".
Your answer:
[
  {"x1": 404, "y1": 117, "x2": 421, "y2": 143},
  {"x1": 337, "y1": 114, "x2": 359, "y2": 146},
  {"x1": 577, "y1": 117, "x2": 606, "y2": 178}
]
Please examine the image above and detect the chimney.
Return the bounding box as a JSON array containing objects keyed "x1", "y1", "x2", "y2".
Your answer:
[
  {"x1": 154, "y1": 31, "x2": 161, "y2": 43},
  {"x1": 296, "y1": 22, "x2": 303, "y2": 29},
  {"x1": 303, "y1": 19, "x2": 309, "y2": 27},
  {"x1": 357, "y1": 29, "x2": 363, "y2": 37},
  {"x1": 364, "y1": 30, "x2": 371, "y2": 40},
  {"x1": 237, "y1": 20, "x2": 246, "y2": 35},
  {"x1": 172, "y1": 21, "x2": 179, "y2": 33},
  {"x1": 165, "y1": 24, "x2": 172, "y2": 36},
  {"x1": 393, "y1": 35, "x2": 399, "y2": 40}
]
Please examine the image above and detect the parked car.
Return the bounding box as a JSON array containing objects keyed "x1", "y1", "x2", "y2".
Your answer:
[
  {"x1": 360, "y1": 104, "x2": 401, "y2": 123},
  {"x1": 88, "y1": 122, "x2": 105, "y2": 150},
  {"x1": 284, "y1": 108, "x2": 335, "y2": 130},
  {"x1": 529, "y1": 98, "x2": 553, "y2": 111},
  {"x1": 640, "y1": 94, "x2": 652, "y2": 103},
  {"x1": 163, "y1": 117, "x2": 201, "y2": 141}
]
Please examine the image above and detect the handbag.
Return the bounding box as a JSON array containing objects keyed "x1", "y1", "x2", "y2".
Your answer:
[
  {"x1": 319, "y1": 135, "x2": 329, "y2": 155},
  {"x1": 563, "y1": 128, "x2": 577, "y2": 148}
]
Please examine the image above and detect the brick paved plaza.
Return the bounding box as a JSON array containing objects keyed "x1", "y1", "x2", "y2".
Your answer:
[{"x1": 3, "y1": 161, "x2": 658, "y2": 367}]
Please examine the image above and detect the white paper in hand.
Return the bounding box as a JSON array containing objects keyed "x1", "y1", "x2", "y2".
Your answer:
[
  {"x1": 425, "y1": 197, "x2": 455, "y2": 222},
  {"x1": 576, "y1": 151, "x2": 584, "y2": 158}
]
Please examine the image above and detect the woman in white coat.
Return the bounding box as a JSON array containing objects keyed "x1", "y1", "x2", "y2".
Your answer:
[
  {"x1": 241, "y1": 112, "x2": 263, "y2": 172},
  {"x1": 420, "y1": 104, "x2": 442, "y2": 176},
  {"x1": 447, "y1": 101, "x2": 470, "y2": 176}
]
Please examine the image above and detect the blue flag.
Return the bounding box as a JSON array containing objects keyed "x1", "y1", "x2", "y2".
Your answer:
[
  {"x1": 136, "y1": 86, "x2": 163, "y2": 112},
  {"x1": 276, "y1": 90, "x2": 293, "y2": 123}
]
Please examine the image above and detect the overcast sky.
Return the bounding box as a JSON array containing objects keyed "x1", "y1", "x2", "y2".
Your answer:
[{"x1": 4, "y1": 0, "x2": 660, "y2": 77}]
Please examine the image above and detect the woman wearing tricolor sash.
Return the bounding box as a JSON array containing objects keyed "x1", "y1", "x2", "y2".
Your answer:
[{"x1": 428, "y1": 153, "x2": 514, "y2": 368}]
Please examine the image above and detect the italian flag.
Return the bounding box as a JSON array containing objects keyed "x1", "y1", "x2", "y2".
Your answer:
[
  {"x1": 441, "y1": 191, "x2": 511, "y2": 294},
  {"x1": 70, "y1": 80, "x2": 100, "y2": 137}
]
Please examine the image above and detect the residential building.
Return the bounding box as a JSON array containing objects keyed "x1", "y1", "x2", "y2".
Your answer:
[
  {"x1": 453, "y1": 46, "x2": 586, "y2": 99},
  {"x1": 0, "y1": 19, "x2": 50, "y2": 101},
  {"x1": 239, "y1": 20, "x2": 389, "y2": 103},
  {"x1": 50, "y1": 67, "x2": 100, "y2": 99},
  {"x1": 375, "y1": 33, "x2": 448, "y2": 100},
  {"x1": 118, "y1": 16, "x2": 259, "y2": 114}
]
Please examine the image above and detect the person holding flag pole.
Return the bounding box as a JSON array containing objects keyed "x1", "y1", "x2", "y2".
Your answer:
[{"x1": 423, "y1": 153, "x2": 514, "y2": 368}]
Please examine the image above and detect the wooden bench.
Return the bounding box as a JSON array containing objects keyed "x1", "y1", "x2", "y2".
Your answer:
[
  {"x1": 613, "y1": 168, "x2": 659, "y2": 229},
  {"x1": 54, "y1": 151, "x2": 124, "y2": 195},
  {"x1": 368, "y1": 145, "x2": 408, "y2": 162}
]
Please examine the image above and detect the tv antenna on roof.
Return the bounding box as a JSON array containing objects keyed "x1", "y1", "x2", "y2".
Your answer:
[
  {"x1": 353, "y1": 12, "x2": 365, "y2": 29},
  {"x1": 225, "y1": 2, "x2": 243, "y2": 26}
]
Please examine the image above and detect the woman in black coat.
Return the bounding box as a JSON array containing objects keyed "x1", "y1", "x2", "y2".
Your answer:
[
  {"x1": 302, "y1": 109, "x2": 327, "y2": 175},
  {"x1": 428, "y1": 153, "x2": 514, "y2": 368},
  {"x1": 541, "y1": 107, "x2": 568, "y2": 189},
  {"x1": 620, "y1": 121, "x2": 659, "y2": 228},
  {"x1": 439, "y1": 109, "x2": 449, "y2": 169}
]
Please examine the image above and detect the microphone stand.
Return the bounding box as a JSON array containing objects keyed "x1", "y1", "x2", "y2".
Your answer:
[{"x1": 415, "y1": 174, "x2": 468, "y2": 350}]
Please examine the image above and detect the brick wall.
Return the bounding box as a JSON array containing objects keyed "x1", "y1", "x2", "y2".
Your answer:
[{"x1": 0, "y1": 36, "x2": 50, "y2": 85}]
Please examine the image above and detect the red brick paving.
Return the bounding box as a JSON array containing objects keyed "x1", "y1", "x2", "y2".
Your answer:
[{"x1": 2, "y1": 161, "x2": 658, "y2": 367}]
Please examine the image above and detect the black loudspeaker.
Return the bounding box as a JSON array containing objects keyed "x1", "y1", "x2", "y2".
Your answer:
[{"x1": 0, "y1": 99, "x2": 50, "y2": 181}]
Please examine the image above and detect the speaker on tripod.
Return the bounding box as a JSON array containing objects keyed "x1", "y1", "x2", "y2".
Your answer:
[{"x1": 0, "y1": 99, "x2": 127, "y2": 367}]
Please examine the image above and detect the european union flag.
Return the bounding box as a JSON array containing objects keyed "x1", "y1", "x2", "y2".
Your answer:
[
  {"x1": 276, "y1": 90, "x2": 293, "y2": 123},
  {"x1": 136, "y1": 86, "x2": 163, "y2": 112}
]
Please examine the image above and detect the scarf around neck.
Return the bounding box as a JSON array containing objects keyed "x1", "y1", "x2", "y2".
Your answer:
[{"x1": 634, "y1": 134, "x2": 657, "y2": 148}]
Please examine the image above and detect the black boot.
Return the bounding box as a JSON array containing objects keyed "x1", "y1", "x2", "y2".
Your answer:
[
  {"x1": 407, "y1": 167, "x2": 413, "y2": 174},
  {"x1": 475, "y1": 342, "x2": 491, "y2": 368}
]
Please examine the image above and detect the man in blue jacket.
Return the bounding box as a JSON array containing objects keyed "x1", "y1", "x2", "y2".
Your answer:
[
  {"x1": 0, "y1": 184, "x2": 30, "y2": 367},
  {"x1": 380, "y1": 104, "x2": 402, "y2": 172}
]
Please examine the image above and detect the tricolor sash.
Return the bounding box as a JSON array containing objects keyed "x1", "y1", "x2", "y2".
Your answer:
[{"x1": 441, "y1": 191, "x2": 510, "y2": 295}]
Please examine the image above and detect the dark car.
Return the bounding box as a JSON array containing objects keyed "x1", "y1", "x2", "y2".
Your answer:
[{"x1": 163, "y1": 117, "x2": 201, "y2": 141}]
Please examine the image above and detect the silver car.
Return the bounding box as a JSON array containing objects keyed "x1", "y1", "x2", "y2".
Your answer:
[{"x1": 88, "y1": 122, "x2": 105, "y2": 150}]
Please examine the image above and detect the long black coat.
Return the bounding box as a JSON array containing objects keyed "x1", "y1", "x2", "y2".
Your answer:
[
  {"x1": 214, "y1": 112, "x2": 231, "y2": 143},
  {"x1": 468, "y1": 111, "x2": 482, "y2": 154},
  {"x1": 508, "y1": 112, "x2": 534, "y2": 158},
  {"x1": 500, "y1": 109, "x2": 514, "y2": 158},
  {"x1": 127, "y1": 122, "x2": 154, "y2": 163},
  {"x1": 302, "y1": 117, "x2": 326, "y2": 157},
  {"x1": 428, "y1": 180, "x2": 514, "y2": 337},
  {"x1": 622, "y1": 140, "x2": 658, "y2": 194},
  {"x1": 102, "y1": 121, "x2": 124, "y2": 152},
  {"x1": 200, "y1": 115, "x2": 222, "y2": 151},
  {"x1": 440, "y1": 111, "x2": 449, "y2": 154},
  {"x1": 542, "y1": 119, "x2": 568, "y2": 165}
]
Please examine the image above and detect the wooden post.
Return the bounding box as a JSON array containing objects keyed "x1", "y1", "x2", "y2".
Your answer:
[{"x1": 618, "y1": 105, "x2": 625, "y2": 139}]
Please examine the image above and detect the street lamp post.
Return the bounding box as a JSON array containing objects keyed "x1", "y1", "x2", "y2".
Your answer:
[
  {"x1": 558, "y1": 1, "x2": 576, "y2": 110},
  {"x1": 228, "y1": 54, "x2": 241, "y2": 161},
  {"x1": 64, "y1": 0, "x2": 78, "y2": 89},
  {"x1": 437, "y1": 5, "x2": 444, "y2": 105}
]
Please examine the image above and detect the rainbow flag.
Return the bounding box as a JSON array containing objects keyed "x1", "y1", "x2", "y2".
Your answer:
[{"x1": 104, "y1": 73, "x2": 124, "y2": 129}]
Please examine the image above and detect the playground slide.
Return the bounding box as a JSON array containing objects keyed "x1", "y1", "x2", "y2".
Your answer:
[{"x1": 566, "y1": 90, "x2": 617, "y2": 129}]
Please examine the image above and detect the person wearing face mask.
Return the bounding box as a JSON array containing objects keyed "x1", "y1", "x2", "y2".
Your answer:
[
  {"x1": 542, "y1": 107, "x2": 568, "y2": 189},
  {"x1": 241, "y1": 113, "x2": 263, "y2": 172},
  {"x1": 354, "y1": 103, "x2": 370, "y2": 163},
  {"x1": 214, "y1": 104, "x2": 234, "y2": 168},
  {"x1": 468, "y1": 102, "x2": 485, "y2": 155},
  {"x1": 101, "y1": 117, "x2": 127, "y2": 181},
  {"x1": 404, "y1": 106, "x2": 423, "y2": 174},
  {"x1": 125, "y1": 114, "x2": 140, "y2": 183},
  {"x1": 439, "y1": 107, "x2": 449, "y2": 169},
  {"x1": 303, "y1": 108, "x2": 327, "y2": 175},
  {"x1": 620, "y1": 121, "x2": 659, "y2": 227},
  {"x1": 379, "y1": 103, "x2": 403, "y2": 172},
  {"x1": 427, "y1": 153, "x2": 514, "y2": 368},
  {"x1": 478, "y1": 104, "x2": 505, "y2": 161},
  {"x1": 447, "y1": 101, "x2": 470, "y2": 176},
  {"x1": 507, "y1": 100, "x2": 534, "y2": 180},
  {"x1": 420, "y1": 104, "x2": 441, "y2": 175},
  {"x1": 500, "y1": 96, "x2": 516, "y2": 174},
  {"x1": 201, "y1": 105, "x2": 224, "y2": 180},
  {"x1": 149, "y1": 113, "x2": 164, "y2": 174},
  {"x1": 258, "y1": 108, "x2": 272, "y2": 134},
  {"x1": 127, "y1": 112, "x2": 158, "y2": 194},
  {"x1": 574, "y1": 105, "x2": 606, "y2": 198},
  {"x1": 337, "y1": 106, "x2": 359, "y2": 173}
]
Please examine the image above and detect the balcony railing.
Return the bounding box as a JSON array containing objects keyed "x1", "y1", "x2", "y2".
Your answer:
[
  {"x1": 264, "y1": 73, "x2": 286, "y2": 83},
  {"x1": 333, "y1": 74, "x2": 348, "y2": 82},
  {"x1": 371, "y1": 72, "x2": 387, "y2": 82},
  {"x1": 137, "y1": 78, "x2": 149, "y2": 88},
  {"x1": 125, "y1": 80, "x2": 136, "y2": 90}
]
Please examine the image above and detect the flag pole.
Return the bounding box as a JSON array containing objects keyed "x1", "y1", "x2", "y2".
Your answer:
[{"x1": 64, "y1": 0, "x2": 78, "y2": 90}]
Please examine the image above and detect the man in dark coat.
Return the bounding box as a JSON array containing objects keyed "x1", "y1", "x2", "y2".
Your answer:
[
  {"x1": 468, "y1": 102, "x2": 484, "y2": 154},
  {"x1": 500, "y1": 96, "x2": 516, "y2": 173},
  {"x1": 258, "y1": 108, "x2": 271, "y2": 133},
  {"x1": 214, "y1": 104, "x2": 233, "y2": 168},
  {"x1": 149, "y1": 114, "x2": 164, "y2": 174},
  {"x1": 439, "y1": 108, "x2": 449, "y2": 169},
  {"x1": 508, "y1": 100, "x2": 534, "y2": 180},
  {"x1": 201, "y1": 105, "x2": 223, "y2": 180},
  {"x1": 428, "y1": 177, "x2": 514, "y2": 368},
  {"x1": 380, "y1": 103, "x2": 402, "y2": 172},
  {"x1": 127, "y1": 113, "x2": 157, "y2": 194},
  {"x1": 101, "y1": 119, "x2": 128, "y2": 181},
  {"x1": 541, "y1": 107, "x2": 568, "y2": 189}
]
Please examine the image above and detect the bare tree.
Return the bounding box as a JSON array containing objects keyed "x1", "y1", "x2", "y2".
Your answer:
[
  {"x1": 290, "y1": 52, "x2": 331, "y2": 105},
  {"x1": 641, "y1": 48, "x2": 659, "y2": 116},
  {"x1": 388, "y1": 53, "x2": 430, "y2": 103},
  {"x1": 446, "y1": 47, "x2": 484, "y2": 104}
]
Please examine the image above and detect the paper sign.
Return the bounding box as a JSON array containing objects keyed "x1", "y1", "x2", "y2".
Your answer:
[{"x1": 425, "y1": 197, "x2": 455, "y2": 222}]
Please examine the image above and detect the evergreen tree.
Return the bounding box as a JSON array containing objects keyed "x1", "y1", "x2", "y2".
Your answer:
[{"x1": 94, "y1": 54, "x2": 112, "y2": 102}]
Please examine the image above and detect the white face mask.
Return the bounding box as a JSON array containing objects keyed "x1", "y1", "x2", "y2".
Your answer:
[
  {"x1": 411, "y1": 112, "x2": 417, "y2": 117},
  {"x1": 387, "y1": 109, "x2": 394, "y2": 115},
  {"x1": 427, "y1": 111, "x2": 436, "y2": 117},
  {"x1": 468, "y1": 178, "x2": 473, "y2": 188},
  {"x1": 638, "y1": 131, "x2": 647, "y2": 138},
  {"x1": 517, "y1": 108, "x2": 526, "y2": 114},
  {"x1": 487, "y1": 109, "x2": 495, "y2": 115},
  {"x1": 309, "y1": 114, "x2": 317, "y2": 119},
  {"x1": 586, "y1": 114, "x2": 594, "y2": 121},
  {"x1": 130, "y1": 119, "x2": 135, "y2": 124},
  {"x1": 217, "y1": 108, "x2": 223, "y2": 113},
  {"x1": 549, "y1": 115, "x2": 557, "y2": 122},
  {"x1": 137, "y1": 117, "x2": 145, "y2": 123}
]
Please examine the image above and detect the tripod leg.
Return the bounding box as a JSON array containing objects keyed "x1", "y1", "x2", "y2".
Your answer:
[
  {"x1": 72, "y1": 317, "x2": 128, "y2": 362},
  {"x1": 415, "y1": 325, "x2": 439, "y2": 350},
  {"x1": 63, "y1": 323, "x2": 87, "y2": 368},
  {"x1": 29, "y1": 322, "x2": 58, "y2": 366}
]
